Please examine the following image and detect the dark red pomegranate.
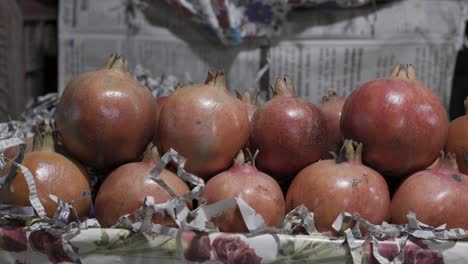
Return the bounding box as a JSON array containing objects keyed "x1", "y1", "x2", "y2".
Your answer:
[
  {"x1": 250, "y1": 76, "x2": 327, "y2": 182},
  {"x1": 391, "y1": 153, "x2": 468, "y2": 229},
  {"x1": 94, "y1": 144, "x2": 190, "y2": 228},
  {"x1": 56, "y1": 54, "x2": 156, "y2": 170},
  {"x1": 446, "y1": 97, "x2": 468, "y2": 174},
  {"x1": 286, "y1": 140, "x2": 390, "y2": 233},
  {"x1": 320, "y1": 91, "x2": 346, "y2": 159},
  {"x1": 0, "y1": 121, "x2": 91, "y2": 219},
  {"x1": 202, "y1": 150, "x2": 285, "y2": 233},
  {"x1": 341, "y1": 64, "x2": 448, "y2": 178},
  {"x1": 157, "y1": 70, "x2": 249, "y2": 179}
]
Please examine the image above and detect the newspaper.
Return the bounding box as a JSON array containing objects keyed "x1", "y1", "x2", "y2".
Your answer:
[
  {"x1": 59, "y1": 35, "x2": 261, "y2": 93},
  {"x1": 270, "y1": 0, "x2": 467, "y2": 105},
  {"x1": 269, "y1": 40, "x2": 459, "y2": 105},
  {"x1": 58, "y1": 0, "x2": 467, "y2": 107}
]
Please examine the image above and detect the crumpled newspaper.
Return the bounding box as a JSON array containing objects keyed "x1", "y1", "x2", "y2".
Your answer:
[
  {"x1": 0, "y1": 94, "x2": 58, "y2": 140},
  {"x1": 133, "y1": 65, "x2": 181, "y2": 97},
  {"x1": 132, "y1": 0, "x2": 380, "y2": 45}
]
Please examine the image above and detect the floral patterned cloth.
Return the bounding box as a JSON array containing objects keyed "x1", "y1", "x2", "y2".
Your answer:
[
  {"x1": 364, "y1": 239, "x2": 445, "y2": 264},
  {"x1": 0, "y1": 227, "x2": 466, "y2": 263},
  {"x1": 160, "y1": 0, "x2": 378, "y2": 45},
  {"x1": 212, "y1": 234, "x2": 262, "y2": 264},
  {"x1": 28, "y1": 229, "x2": 79, "y2": 264}
]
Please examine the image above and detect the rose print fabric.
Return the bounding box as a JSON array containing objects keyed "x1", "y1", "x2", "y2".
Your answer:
[
  {"x1": 161, "y1": 0, "x2": 378, "y2": 45},
  {"x1": 0, "y1": 227, "x2": 466, "y2": 263}
]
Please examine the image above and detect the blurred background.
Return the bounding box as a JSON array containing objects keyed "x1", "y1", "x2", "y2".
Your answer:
[{"x1": 1, "y1": 0, "x2": 467, "y2": 122}]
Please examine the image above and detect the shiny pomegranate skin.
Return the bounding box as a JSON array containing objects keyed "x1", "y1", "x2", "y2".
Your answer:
[
  {"x1": 250, "y1": 77, "x2": 327, "y2": 181},
  {"x1": 202, "y1": 152, "x2": 285, "y2": 232},
  {"x1": 0, "y1": 122, "x2": 91, "y2": 219},
  {"x1": 95, "y1": 146, "x2": 190, "y2": 228},
  {"x1": 56, "y1": 54, "x2": 156, "y2": 170},
  {"x1": 286, "y1": 141, "x2": 390, "y2": 232},
  {"x1": 391, "y1": 155, "x2": 468, "y2": 229},
  {"x1": 341, "y1": 65, "x2": 448, "y2": 178},
  {"x1": 157, "y1": 71, "x2": 249, "y2": 179},
  {"x1": 0, "y1": 152, "x2": 91, "y2": 218}
]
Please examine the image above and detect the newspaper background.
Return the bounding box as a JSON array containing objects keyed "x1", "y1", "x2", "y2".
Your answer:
[{"x1": 58, "y1": 0, "x2": 467, "y2": 107}]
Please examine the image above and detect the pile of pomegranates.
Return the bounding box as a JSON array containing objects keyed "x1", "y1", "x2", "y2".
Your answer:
[
  {"x1": 56, "y1": 53, "x2": 156, "y2": 171},
  {"x1": 4, "y1": 54, "x2": 467, "y2": 238},
  {"x1": 157, "y1": 70, "x2": 249, "y2": 179}
]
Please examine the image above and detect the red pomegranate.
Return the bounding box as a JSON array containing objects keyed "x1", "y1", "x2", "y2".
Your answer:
[
  {"x1": 391, "y1": 153, "x2": 468, "y2": 229},
  {"x1": 157, "y1": 70, "x2": 249, "y2": 179},
  {"x1": 250, "y1": 76, "x2": 327, "y2": 182},
  {"x1": 155, "y1": 84, "x2": 181, "y2": 123},
  {"x1": 95, "y1": 144, "x2": 190, "y2": 228},
  {"x1": 286, "y1": 140, "x2": 390, "y2": 232},
  {"x1": 320, "y1": 91, "x2": 346, "y2": 159},
  {"x1": 340, "y1": 64, "x2": 448, "y2": 178},
  {"x1": 202, "y1": 150, "x2": 285, "y2": 232},
  {"x1": 446, "y1": 97, "x2": 468, "y2": 174},
  {"x1": 56, "y1": 54, "x2": 156, "y2": 170},
  {"x1": 0, "y1": 121, "x2": 91, "y2": 219}
]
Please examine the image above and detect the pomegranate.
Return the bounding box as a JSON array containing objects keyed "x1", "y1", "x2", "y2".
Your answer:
[
  {"x1": 341, "y1": 64, "x2": 448, "y2": 178},
  {"x1": 235, "y1": 88, "x2": 260, "y2": 150},
  {"x1": 157, "y1": 70, "x2": 249, "y2": 179},
  {"x1": 235, "y1": 88, "x2": 259, "y2": 121},
  {"x1": 320, "y1": 90, "x2": 346, "y2": 159},
  {"x1": 202, "y1": 150, "x2": 285, "y2": 233},
  {"x1": 95, "y1": 144, "x2": 190, "y2": 228},
  {"x1": 391, "y1": 153, "x2": 468, "y2": 229},
  {"x1": 250, "y1": 76, "x2": 327, "y2": 182},
  {"x1": 446, "y1": 97, "x2": 468, "y2": 174},
  {"x1": 156, "y1": 96, "x2": 169, "y2": 122},
  {"x1": 155, "y1": 84, "x2": 182, "y2": 122},
  {"x1": 0, "y1": 121, "x2": 91, "y2": 219},
  {"x1": 56, "y1": 54, "x2": 156, "y2": 170},
  {"x1": 286, "y1": 140, "x2": 390, "y2": 233}
]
